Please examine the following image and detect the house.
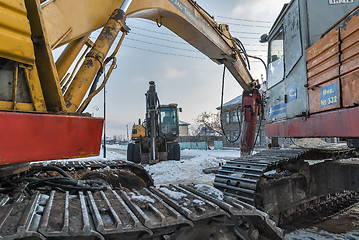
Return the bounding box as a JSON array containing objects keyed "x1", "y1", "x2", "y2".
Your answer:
[
  {"x1": 179, "y1": 120, "x2": 190, "y2": 136},
  {"x1": 197, "y1": 126, "x2": 217, "y2": 136},
  {"x1": 216, "y1": 95, "x2": 266, "y2": 148}
]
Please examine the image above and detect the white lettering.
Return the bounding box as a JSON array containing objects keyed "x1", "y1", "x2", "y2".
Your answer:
[{"x1": 329, "y1": 0, "x2": 354, "y2": 5}]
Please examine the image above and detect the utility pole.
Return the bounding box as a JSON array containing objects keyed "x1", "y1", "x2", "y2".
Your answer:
[
  {"x1": 103, "y1": 85, "x2": 106, "y2": 158},
  {"x1": 126, "y1": 124, "x2": 129, "y2": 141}
]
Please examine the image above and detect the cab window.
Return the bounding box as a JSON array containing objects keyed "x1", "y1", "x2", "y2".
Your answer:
[{"x1": 268, "y1": 28, "x2": 284, "y2": 88}]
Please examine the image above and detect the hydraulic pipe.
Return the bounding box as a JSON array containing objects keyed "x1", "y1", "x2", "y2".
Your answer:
[
  {"x1": 64, "y1": 0, "x2": 132, "y2": 112},
  {"x1": 120, "y1": 0, "x2": 132, "y2": 12},
  {"x1": 240, "y1": 89, "x2": 262, "y2": 155},
  {"x1": 55, "y1": 34, "x2": 90, "y2": 81}
]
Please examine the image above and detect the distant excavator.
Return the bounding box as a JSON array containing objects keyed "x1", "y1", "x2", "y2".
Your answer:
[{"x1": 127, "y1": 81, "x2": 181, "y2": 164}]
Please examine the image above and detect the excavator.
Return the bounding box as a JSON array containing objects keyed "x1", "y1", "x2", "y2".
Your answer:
[
  {"x1": 0, "y1": 0, "x2": 282, "y2": 239},
  {"x1": 215, "y1": 0, "x2": 359, "y2": 229},
  {"x1": 128, "y1": 81, "x2": 181, "y2": 164},
  {"x1": 0, "y1": 0, "x2": 358, "y2": 238}
]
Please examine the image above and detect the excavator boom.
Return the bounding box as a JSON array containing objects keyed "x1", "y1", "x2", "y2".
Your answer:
[{"x1": 0, "y1": 0, "x2": 260, "y2": 163}]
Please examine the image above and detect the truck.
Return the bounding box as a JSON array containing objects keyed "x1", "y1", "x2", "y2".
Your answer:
[{"x1": 128, "y1": 81, "x2": 181, "y2": 164}]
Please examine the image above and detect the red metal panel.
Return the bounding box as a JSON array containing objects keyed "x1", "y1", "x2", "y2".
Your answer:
[
  {"x1": 265, "y1": 107, "x2": 359, "y2": 138},
  {"x1": 0, "y1": 112, "x2": 103, "y2": 165}
]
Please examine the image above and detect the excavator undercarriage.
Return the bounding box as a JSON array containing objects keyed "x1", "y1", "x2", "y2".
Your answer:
[
  {"x1": 214, "y1": 144, "x2": 359, "y2": 230},
  {"x1": 0, "y1": 160, "x2": 283, "y2": 240}
]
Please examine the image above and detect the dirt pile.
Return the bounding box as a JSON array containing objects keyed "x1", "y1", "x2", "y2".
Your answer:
[{"x1": 290, "y1": 138, "x2": 327, "y2": 148}]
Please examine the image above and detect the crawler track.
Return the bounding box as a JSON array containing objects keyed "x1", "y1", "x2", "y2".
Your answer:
[
  {"x1": 214, "y1": 146, "x2": 359, "y2": 228},
  {"x1": 214, "y1": 148, "x2": 310, "y2": 204},
  {"x1": 0, "y1": 159, "x2": 283, "y2": 240}
]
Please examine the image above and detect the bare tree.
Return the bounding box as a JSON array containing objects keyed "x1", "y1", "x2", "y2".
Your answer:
[{"x1": 195, "y1": 111, "x2": 222, "y2": 136}]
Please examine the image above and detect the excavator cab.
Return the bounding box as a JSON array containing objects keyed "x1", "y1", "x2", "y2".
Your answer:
[{"x1": 159, "y1": 104, "x2": 180, "y2": 141}]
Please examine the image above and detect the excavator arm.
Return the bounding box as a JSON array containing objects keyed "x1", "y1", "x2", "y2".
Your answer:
[
  {"x1": 42, "y1": 0, "x2": 256, "y2": 92},
  {"x1": 43, "y1": 0, "x2": 261, "y2": 154},
  {"x1": 0, "y1": 0, "x2": 260, "y2": 163}
]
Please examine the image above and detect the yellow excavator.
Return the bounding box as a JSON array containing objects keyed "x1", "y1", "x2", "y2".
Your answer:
[
  {"x1": 128, "y1": 81, "x2": 181, "y2": 164},
  {"x1": 0, "y1": 0, "x2": 281, "y2": 239},
  {"x1": 2, "y1": 0, "x2": 357, "y2": 238}
]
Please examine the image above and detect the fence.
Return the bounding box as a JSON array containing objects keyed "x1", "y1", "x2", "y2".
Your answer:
[{"x1": 179, "y1": 141, "x2": 223, "y2": 150}]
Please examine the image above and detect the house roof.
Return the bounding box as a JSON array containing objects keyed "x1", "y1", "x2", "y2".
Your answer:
[
  {"x1": 179, "y1": 120, "x2": 190, "y2": 126},
  {"x1": 216, "y1": 90, "x2": 263, "y2": 110},
  {"x1": 216, "y1": 95, "x2": 242, "y2": 110}
]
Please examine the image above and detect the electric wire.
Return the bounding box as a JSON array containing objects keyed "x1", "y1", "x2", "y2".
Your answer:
[
  {"x1": 214, "y1": 15, "x2": 272, "y2": 24},
  {"x1": 219, "y1": 65, "x2": 242, "y2": 143},
  {"x1": 123, "y1": 44, "x2": 207, "y2": 59},
  {"x1": 126, "y1": 37, "x2": 199, "y2": 52}
]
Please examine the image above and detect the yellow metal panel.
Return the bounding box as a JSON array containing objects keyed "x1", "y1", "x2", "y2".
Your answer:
[
  {"x1": 41, "y1": 0, "x2": 124, "y2": 48},
  {"x1": 23, "y1": 66, "x2": 47, "y2": 112},
  {"x1": 0, "y1": 101, "x2": 34, "y2": 112},
  {"x1": 0, "y1": 0, "x2": 35, "y2": 64},
  {"x1": 132, "y1": 125, "x2": 146, "y2": 139},
  {"x1": 25, "y1": 0, "x2": 66, "y2": 112}
]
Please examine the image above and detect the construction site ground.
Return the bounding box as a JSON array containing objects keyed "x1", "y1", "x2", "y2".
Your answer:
[{"x1": 76, "y1": 144, "x2": 359, "y2": 239}]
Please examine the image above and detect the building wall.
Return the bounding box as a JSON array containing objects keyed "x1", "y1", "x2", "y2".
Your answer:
[
  {"x1": 179, "y1": 125, "x2": 189, "y2": 136},
  {"x1": 220, "y1": 105, "x2": 267, "y2": 148}
]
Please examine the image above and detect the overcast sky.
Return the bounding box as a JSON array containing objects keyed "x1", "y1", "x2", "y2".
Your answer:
[{"x1": 77, "y1": 0, "x2": 289, "y2": 138}]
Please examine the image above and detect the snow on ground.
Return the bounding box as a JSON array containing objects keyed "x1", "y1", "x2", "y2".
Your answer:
[
  {"x1": 88, "y1": 145, "x2": 240, "y2": 186},
  {"x1": 72, "y1": 144, "x2": 359, "y2": 239},
  {"x1": 285, "y1": 227, "x2": 359, "y2": 240},
  {"x1": 145, "y1": 149, "x2": 237, "y2": 185}
]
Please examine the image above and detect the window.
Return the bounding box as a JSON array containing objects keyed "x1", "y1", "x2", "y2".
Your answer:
[
  {"x1": 234, "y1": 131, "x2": 240, "y2": 141},
  {"x1": 160, "y1": 106, "x2": 178, "y2": 135},
  {"x1": 225, "y1": 112, "x2": 230, "y2": 123},
  {"x1": 233, "y1": 111, "x2": 239, "y2": 122},
  {"x1": 268, "y1": 28, "x2": 284, "y2": 88}
]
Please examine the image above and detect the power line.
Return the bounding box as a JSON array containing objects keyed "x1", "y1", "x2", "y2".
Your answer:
[
  {"x1": 90, "y1": 33, "x2": 268, "y2": 54},
  {"x1": 128, "y1": 25, "x2": 178, "y2": 38},
  {"x1": 131, "y1": 16, "x2": 271, "y2": 28},
  {"x1": 131, "y1": 32, "x2": 189, "y2": 45},
  {"x1": 122, "y1": 44, "x2": 207, "y2": 60},
  {"x1": 214, "y1": 15, "x2": 272, "y2": 24},
  {"x1": 125, "y1": 36, "x2": 267, "y2": 53},
  {"x1": 231, "y1": 31, "x2": 263, "y2": 35},
  {"x1": 89, "y1": 36, "x2": 266, "y2": 62},
  {"x1": 218, "y1": 21, "x2": 270, "y2": 28},
  {"x1": 126, "y1": 37, "x2": 198, "y2": 52},
  {"x1": 132, "y1": 15, "x2": 272, "y2": 25},
  {"x1": 130, "y1": 24, "x2": 264, "y2": 37}
]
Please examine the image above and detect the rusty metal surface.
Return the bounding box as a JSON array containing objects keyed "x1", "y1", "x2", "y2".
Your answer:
[
  {"x1": 342, "y1": 69, "x2": 359, "y2": 107},
  {"x1": 306, "y1": 29, "x2": 340, "y2": 114},
  {"x1": 340, "y1": 7, "x2": 359, "y2": 107},
  {"x1": 265, "y1": 106, "x2": 359, "y2": 138},
  {"x1": 306, "y1": 7, "x2": 359, "y2": 113}
]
